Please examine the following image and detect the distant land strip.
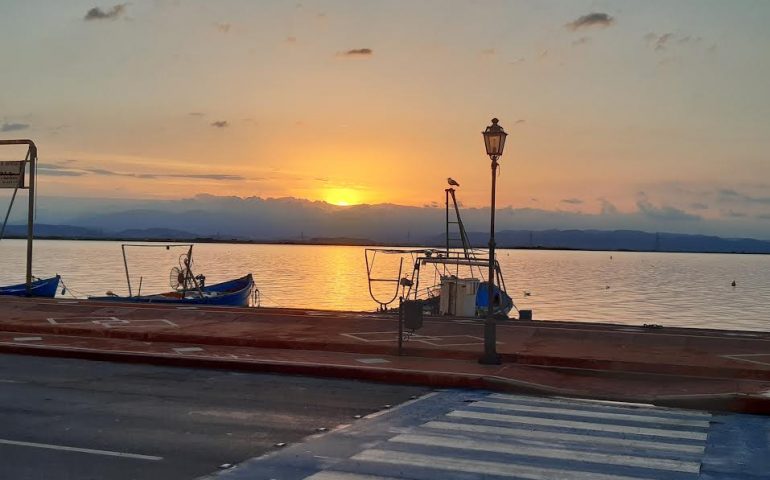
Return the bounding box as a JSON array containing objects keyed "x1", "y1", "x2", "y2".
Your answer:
[{"x1": 3, "y1": 225, "x2": 770, "y2": 254}]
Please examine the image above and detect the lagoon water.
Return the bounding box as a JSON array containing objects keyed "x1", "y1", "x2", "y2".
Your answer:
[{"x1": 0, "y1": 239, "x2": 768, "y2": 332}]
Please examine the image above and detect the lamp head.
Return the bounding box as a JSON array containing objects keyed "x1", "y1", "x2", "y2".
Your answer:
[{"x1": 482, "y1": 118, "x2": 507, "y2": 158}]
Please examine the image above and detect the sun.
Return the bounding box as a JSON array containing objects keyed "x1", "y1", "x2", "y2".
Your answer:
[{"x1": 324, "y1": 188, "x2": 360, "y2": 206}]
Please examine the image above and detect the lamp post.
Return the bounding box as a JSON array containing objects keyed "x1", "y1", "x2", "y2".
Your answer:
[{"x1": 479, "y1": 118, "x2": 507, "y2": 365}]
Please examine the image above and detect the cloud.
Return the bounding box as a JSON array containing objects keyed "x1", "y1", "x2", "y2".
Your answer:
[
  {"x1": 717, "y1": 188, "x2": 770, "y2": 205},
  {"x1": 571, "y1": 36, "x2": 591, "y2": 46},
  {"x1": 286, "y1": 36, "x2": 297, "y2": 44},
  {"x1": 690, "y1": 202, "x2": 709, "y2": 210},
  {"x1": 1, "y1": 122, "x2": 29, "y2": 132},
  {"x1": 37, "y1": 164, "x2": 86, "y2": 177},
  {"x1": 561, "y1": 198, "x2": 583, "y2": 205},
  {"x1": 565, "y1": 13, "x2": 615, "y2": 31},
  {"x1": 645, "y1": 32, "x2": 674, "y2": 52},
  {"x1": 211, "y1": 121, "x2": 229, "y2": 128},
  {"x1": 599, "y1": 198, "x2": 619, "y2": 215},
  {"x1": 84, "y1": 4, "x2": 126, "y2": 21},
  {"x1": 514, "y1": 119, "x2": 526, "y2": 125},
  {"x1": 188, "y1": 112, "x2": 205, "y2": 117},
  {"x1": 636, "y1": 200, "x2": 701, "y2": 222},
  {"x1": 215, "y1": 22, "x2": 231, "y2": 33},
  {"x1": 36, "y1": 162, "x2": 244, "y2": 181},
  {"x1": 725, "y1": 210, "x2": 747, "y2": 218},
  {"x1": 84, "y1": 167, "x2": 244, "y2": 181},
  {"x1": 340, "y1": 48, "x2": 373, "y2": 57},
  {"x1": 481, "y1": 48, "x2": 496, "y2": 56}
]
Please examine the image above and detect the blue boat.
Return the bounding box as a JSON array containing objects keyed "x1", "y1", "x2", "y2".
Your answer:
[
  {"x1": 89, "y1": 244, "x2": 254, "y2": 307},
  {"x1": 0, "y1": 275, "x2": 60, "y2": 298},
  {"x1": 89, "y1": 274, "x2": 254, "y2": 306}
]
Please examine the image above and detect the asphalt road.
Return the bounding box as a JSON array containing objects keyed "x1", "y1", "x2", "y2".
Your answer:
[{"x1": 0, "y1": 353, "x2": 429, "y2": 480}]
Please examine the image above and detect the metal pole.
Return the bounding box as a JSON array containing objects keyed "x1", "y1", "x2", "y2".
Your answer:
[
  {"x1": 122, "y1": 244, "x2": 133, "y2": 297},
  {"x1": 25, "y1": 145, "x2": 36, "y2": 295},
  {"x1": 480, "y1": 156, "x2": 501, "y2": 364},
  {"x1": 397, "y1": 297, "x2": 403, "y2": 355},
  {"x1": 445, "y1": 189, "x2": 450, "y2": 257}
]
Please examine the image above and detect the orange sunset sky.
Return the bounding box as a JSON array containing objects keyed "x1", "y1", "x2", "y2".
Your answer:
[{"x1": 1, "y1": 1, "x2": 769, "y2": 227}]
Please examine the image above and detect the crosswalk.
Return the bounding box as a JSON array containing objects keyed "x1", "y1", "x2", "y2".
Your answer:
[{"x1": 303, "y1": 393, "x2": 711, "y2": 480}]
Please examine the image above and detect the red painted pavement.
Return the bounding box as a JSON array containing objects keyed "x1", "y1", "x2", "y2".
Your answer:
[{"x1": 1, "y1": 297, "x2": 769, "y2": 413}]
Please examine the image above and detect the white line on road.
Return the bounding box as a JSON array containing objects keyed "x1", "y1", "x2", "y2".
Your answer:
[
  {"x1": 389, "y1": 433, "x2": 702, "y2": 473},
  {"x1": 470, "y1": 401, "x2": 711, "y2": 427},
  {"x1": 423, "y1": 421, "x2": 705, "y2": 454},
  {"x1": 353, "y1": 449, "x2": 659, "y2": 480},
  {"x1": 447, "y1": 410, "x2": 709, "y2": 440},
  {"x1": 0, "y1": 439, "x2": 163, "y2": 461},
  {"x1": 12, "y1": 337, "x2": 42, "y2": 342},
  {"x1": 173, "y1": 347, "x2": 204, "y2": 353},
  {"x1": 489, "y1": 394, "x2": 713, "y2": 419},
  {"x1": 305, "y1": 472, "x2": 403, "y2": 480}
]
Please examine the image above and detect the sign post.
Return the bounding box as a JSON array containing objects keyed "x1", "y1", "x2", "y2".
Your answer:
[{"x1": 0, "y1": 140, "x2": 37, "y2": 295}]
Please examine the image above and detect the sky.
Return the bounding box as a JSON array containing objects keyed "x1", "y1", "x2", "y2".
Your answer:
[{"x1": 1, "y1": 1, "x2": 770, "y2": 236}]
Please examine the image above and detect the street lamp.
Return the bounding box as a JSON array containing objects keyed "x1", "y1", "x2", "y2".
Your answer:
[{"x1": 479, "y1": 118, "x2": 507, "y2": 365}]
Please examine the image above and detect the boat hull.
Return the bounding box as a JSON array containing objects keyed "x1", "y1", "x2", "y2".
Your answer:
[
  {"x1": 90, "y1": 274, "x2": 254, "y2": 307},
  {"x1": 0, "y1": 275, "x2": 60, "y2": 298}
]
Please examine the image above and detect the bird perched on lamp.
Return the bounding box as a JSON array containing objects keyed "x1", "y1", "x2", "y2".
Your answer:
[{"x1": 447, "y1": 177, "x2": 460, "y2": 187}]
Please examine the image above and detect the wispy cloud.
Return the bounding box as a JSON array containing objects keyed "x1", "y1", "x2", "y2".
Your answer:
[
  {"x1": 565, "y1": 13, "x2": 615, "y2": 31},
  {"x1": 637, "y1": 200, "x2": 701, "y2": 221},
  {"x1": 37, "y1": 162, "x2": 244, "y2": 181},
  {"x1": 84, "y1": 4, "x2": 126, "y2": 21},
  {"x1": 211, "y1": 121, "x2": 229, "y2": 128},
  {"x1": 215, "y1": 22, "x2": 231, "y2": 33},
  {"x1": 572, "y1": 36, "x2": 591, "y2": 47},
  {"x1": 1, "y1": 122, "x2": 29, "y2": 132},
  {"x1": 339, "y1": 48, "x2": 373, "y2": 57},
  {"x1": 645, "y1": 32, "x2": 674, "y2": 52},
  {"x1": 599, "y1": 198, "x2": 619, "y2": 215},
  {"x1": 561, "y1": 198, "x2": 583, "y2": 205}
]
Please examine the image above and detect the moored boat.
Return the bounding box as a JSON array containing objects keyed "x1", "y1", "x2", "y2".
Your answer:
[
  {"x1": 89, "y1": 243, "x2": 255, "y2": 307},
  {"x1": 0, "y1": 275, "x2": 60, "y2": 298},
  {"x1": 90, "y1": 274, "x2": 254, "y2": 306}
]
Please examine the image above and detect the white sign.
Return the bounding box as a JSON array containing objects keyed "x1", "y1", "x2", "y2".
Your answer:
[{"x1": 0, "y1": 161, "x2": 25, "y2": 189}]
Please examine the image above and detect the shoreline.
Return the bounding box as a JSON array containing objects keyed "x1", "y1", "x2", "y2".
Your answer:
[{"x1": 2, "y1": 234, "x2": 769, "y2": 255}]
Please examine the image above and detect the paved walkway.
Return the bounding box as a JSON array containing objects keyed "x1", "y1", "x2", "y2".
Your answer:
[
  {"x1": 1, "y1": 297, "x2": 769, "y2": 413},
  {"x1": 204, "y1": 390, "x2": 770, "y2": 480}
]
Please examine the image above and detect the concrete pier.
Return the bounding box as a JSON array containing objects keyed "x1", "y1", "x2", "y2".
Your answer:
[{"x1": 1, "y1": 297, "x2": 768, "y2": 413}]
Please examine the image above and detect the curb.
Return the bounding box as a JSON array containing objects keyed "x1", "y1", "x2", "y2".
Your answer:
[{"x1": 1, "y1": 322, "x2": 768, "y2": 382}]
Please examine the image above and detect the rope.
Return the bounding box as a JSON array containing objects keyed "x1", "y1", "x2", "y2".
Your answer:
[{"x1": 58, "y1": 277, "x2": 85, "y2": 299}]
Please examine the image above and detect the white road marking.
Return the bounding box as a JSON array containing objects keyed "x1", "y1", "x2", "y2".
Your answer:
[
  {"x1": 355, "y1": 358, "x2": 391, "y2": 365},
  {"x1": 489, "y1": 394, "x2": 712, "y2": 419},
  {"x1": 470, "y1": 401, "x2": 710, "y2": 427},
  {"x1": 12, "y1": 336, "x2": 42, "y2": 342},
  {"x1": 390, "y1": 433, "x2": 701, "y2": 473},
  {"x1": 305, "y1": 472, "x2": 402, "y2": 480},
  {"x1": 423, "y1": 421, "x2": 705, "y2": 454},
  {"x1": 0, "y1": 438, "x2": 162, "y2": 461},
  {"x1": 353, "y1": 449, "x2": 657, "y2": 480},
  {"x1": 173, "y1": 347, "x2": 204, "y2": 353},
  {"x1": 447, "y1": 410, "x2": 708, "y2": 440},
  {"x1": 364, "y1": 392, "x2": 439, "y2": 420}
]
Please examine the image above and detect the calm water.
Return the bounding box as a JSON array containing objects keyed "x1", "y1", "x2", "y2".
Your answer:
[{"x1": 1, "y1": 239, "x2": 768, "y2": 332}]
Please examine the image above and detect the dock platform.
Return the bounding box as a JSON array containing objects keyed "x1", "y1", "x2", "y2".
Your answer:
[{"x1": 0, "y1": 297, "x2": 768, "y2": 413}]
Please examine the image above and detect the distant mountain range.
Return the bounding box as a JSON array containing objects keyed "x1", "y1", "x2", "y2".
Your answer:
[{"x1": 4, "y1": 224, "x2": 770, "y2": 254}]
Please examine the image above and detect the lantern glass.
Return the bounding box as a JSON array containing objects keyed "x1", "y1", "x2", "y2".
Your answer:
[{"x1": 482, "y1": 118, "x2": 507, "y2": 157}]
